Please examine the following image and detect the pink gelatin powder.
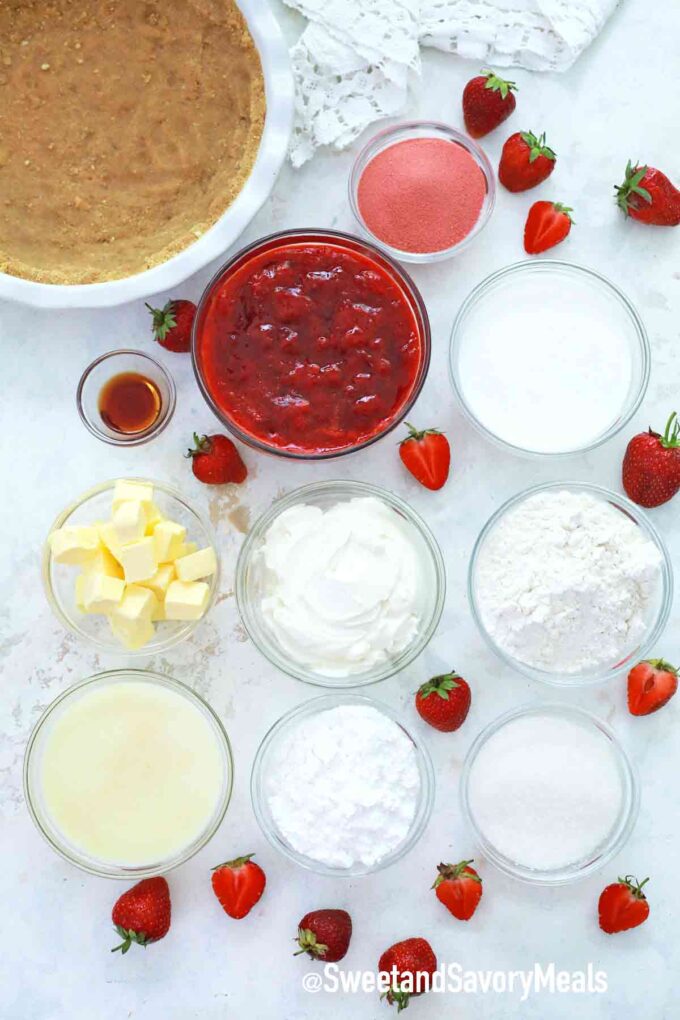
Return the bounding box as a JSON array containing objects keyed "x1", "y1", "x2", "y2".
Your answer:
[{"x1": 357, "y1": 137, "x2": 487, "y2": 254}]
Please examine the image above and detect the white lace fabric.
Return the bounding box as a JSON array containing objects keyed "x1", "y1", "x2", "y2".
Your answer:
[{"x1": 284, "y1": 0, "x2": 620, "y2": 166}]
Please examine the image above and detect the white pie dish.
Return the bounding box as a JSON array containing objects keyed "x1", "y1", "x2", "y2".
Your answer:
[{"x1": 0, "y1": 0, "x2": 293, "y2": 309}]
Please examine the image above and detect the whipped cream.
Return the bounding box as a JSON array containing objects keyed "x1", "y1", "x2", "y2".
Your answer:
[{"x1": 257, "y1": 497, "x2": 422, "y2": 677}]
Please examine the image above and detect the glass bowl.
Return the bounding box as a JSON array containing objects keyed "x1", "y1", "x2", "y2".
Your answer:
[
  {"x1": 76, "y1": 349, "x2": 176, "y2": 446},
  {"x1": 42, "y1": 478, "x2": 220, "y2": 657},
  {"x1": 251, "y1": 693, "x2": 435, "y2": 876},
  {"x1": 460, "y1": 703, "x2": 639, "y2": 885},
  {"x1": 24, "y1": 669, "x2": 233, "y2": 878},
  {"x1": 349, "y1": 120, "x2": 495, "y2": 264},
  {"x1": 235, "y1": 480, "x2": 446, "y2": 687},
  {"x1": 468, "y1": 481, "x2": 673, "y2": 687},
  {"x1": 191, "y1": 228, "x2": 431, "y2": 460},
  {"x1": 449, "y1": 260, "x2": 650, "y2": 457}
]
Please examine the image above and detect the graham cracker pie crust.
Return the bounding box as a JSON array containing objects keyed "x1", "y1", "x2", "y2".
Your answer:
[{"x1": 0, "y1": 0, "x2": 266, "y2": 284}]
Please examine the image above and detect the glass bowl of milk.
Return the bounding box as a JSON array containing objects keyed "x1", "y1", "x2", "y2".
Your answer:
[
  {"x1": 24, "y1": 669, "x2": 233, "y2": 877},
  {"x1": 449, "y1": 260, "x2": 650, "y2": 456}
]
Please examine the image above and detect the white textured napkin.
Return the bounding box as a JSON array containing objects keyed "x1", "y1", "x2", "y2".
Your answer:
[{"x1": 284, "y1": 0, "x2": 620, "y2": 166}]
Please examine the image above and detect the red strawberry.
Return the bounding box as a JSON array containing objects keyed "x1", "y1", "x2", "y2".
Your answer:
[
  {"x1": 415, "y1": 672, "x2": 470, "y2": 733},
  {"x1": 187, "y1": 432, "x2": 247, "y2": 485},
  {"x1": 378, "y1": 937, "x2": 437, "y2": 1012},
  {"x1": 499, "y1": 131, "x2": 556, "y2": 193},
  {"x1": 622, "y1": 412, "x2": 680, "y2": 508},
  {"x1": 462, "y1": 69, "x2": 517, "y2": 138},
  {"x1": 146, "y1": 299, "x2": 197, "y2": 353},
  {"x1": 399, "y1": 423, "x2": 450, "y2": 491},
  {"x1": 111, "y1": 877, "x2": 171, "y2": 954},
  {"x1": 598, "y1": 875, "x2": 650, "y2": 934},
  {"x1": 524, "y1": 201, "x2": 573, "y2": 254},
  {"x1": 433, "y1": 860, "x2": 483, "y2": 921},
  {"x1": 627, "y1": 659, "x2": 678, "y2": 716},
  {"x1": 615, "y1": 162, "x2": 680, "y2": 226},
  {"x1": 294, "y1": 909, "x2": 352, "y2": 963},
  {"x1": 211, "y1": 853, "x2": 266, "y2": 920}
]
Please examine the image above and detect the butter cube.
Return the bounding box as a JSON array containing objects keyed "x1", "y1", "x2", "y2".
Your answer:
[
  {"x1": 176, "y1": 546, "x2": 217, "y2": 582},
  {"x1": 164, "y1": 580, "x2": 210, "y2": 621},
  {"x1": 174, "y1": 541, "x2": 198, "y2": 560},
  {"x1": 79, "y1": 572, "x2": 126, "y2": 614},
  {"x1": 75, "y1": 574, "x2": 97, "y2": 614},
  {"x1": 117, "y1": 537, "x2": 157, "y2": 583},
  {"x1": 98, "y1": 521, "x2": 125, "y2": 563},
  {"x1": 112, "y1": 479, "x2": 154, "y2": 508},
  {"x1": 112, "y1": 500, "x2": 147, "y2": 545},
  {"x1": 109, "y1": 615, "x2": 155, "y2": 651},
  {"x1": 49, "y1": 526, "x2": 100, "y2": 565},
  {"x1": 82, "y1": 545, "x2": 124, "y2": 579},
  {"x1": 153, "y1": 520, "x2": 186, "y2": 563},
  {"x1": 140, "y1": 562, "x2": 175, "y2": 599},
  {"x1": 112, "y1": 584, "x2": 157, "y2": 625},
  {"x1": 144, "y1": 502, "x2": 164, "y2": 535}
]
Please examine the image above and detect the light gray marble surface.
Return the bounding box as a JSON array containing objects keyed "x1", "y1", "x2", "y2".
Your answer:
[{"x1": 1, "y1": 1, "x2": 679, "y2": 1017}]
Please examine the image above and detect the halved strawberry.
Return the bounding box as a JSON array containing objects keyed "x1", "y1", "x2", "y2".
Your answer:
[{"x1": 627, "y1": 659, "x2": 678, "y2": 716}]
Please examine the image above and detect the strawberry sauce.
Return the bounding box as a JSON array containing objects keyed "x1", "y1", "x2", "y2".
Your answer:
[{"x1": 194, "y1": 235, "x2": 427, "y2": 456}]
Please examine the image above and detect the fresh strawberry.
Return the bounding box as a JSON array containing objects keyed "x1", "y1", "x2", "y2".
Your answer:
[
  {"x1": 523, "y1": 201, "x2": 573, "y2": 254},
  {"x1": 622, "y1": 412, "x2": 680, "y2": 508},
  {"x1": 615, "y1": 162, "x2": 680, "y2": 226},
  {"x1": 399, "y1": 423, "x2": 450, "y2": 491},
  {"x1": 295, "y1": 909, "x2": 352, "y2": 963},
  {"x1": 498, "y1": 131, "x2": 556, "y2": 193},
  {"x1": 111, "y1": 877, "x2": 171, "y2": 954},
  {"x1": 433, "y1": 860, "x2": 483, "y2": 921},
  {"x1": 627, "y1": 659, "x2": 678, "y2": 716},
  {"x1": 415, "y1": 672, "x2": 470, "y2": 733},
  {"x1": 146, "y1": 299, "x2": 197, "y2": 353},
  {"x1": 211, "y1": 853, "x2": 266, "y2": 920},
  {"x1": 378, "y1": 937, "x2": 437, "y2": 1012},
  {"x1": 598, "y1": 875, "x2": 650, "y2": 934},
  {"x1": 462, "y1": 69, "x2": 517, "y2": 138},
  {"x1": 187, "y1": 432, "x2": 247, "y2": 485}
]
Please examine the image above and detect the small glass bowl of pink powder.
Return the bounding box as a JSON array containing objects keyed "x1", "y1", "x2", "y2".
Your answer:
[{"x1": 349, "y1": 121, "x2": 495, "y2": 263}]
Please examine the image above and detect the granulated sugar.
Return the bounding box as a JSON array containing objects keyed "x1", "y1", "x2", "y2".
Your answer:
[
  {"x1": 357, "y1": 137, "x2": 486, "y2": 253},
  {"x1": 467, "y1": 713, "x2": 624, "y2": 871}
]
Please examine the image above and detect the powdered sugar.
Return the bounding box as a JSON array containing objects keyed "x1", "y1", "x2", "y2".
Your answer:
[
  {"x1": 468, "y1": 712, "x2": 624, "y2": 870},
  {"x1": 475, "y1": 490, "x2": 663, "y2": 673},
  {"x1": 265, "y1": 705, "x2": 421, "y2": 868}
]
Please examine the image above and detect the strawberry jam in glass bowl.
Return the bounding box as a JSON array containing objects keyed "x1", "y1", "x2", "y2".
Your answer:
[{"x1": 192, "y1": 230, "x2": 431, "y2": 459}]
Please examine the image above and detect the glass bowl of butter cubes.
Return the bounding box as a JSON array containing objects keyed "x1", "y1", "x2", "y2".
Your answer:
[{"x1": 43, "y1": 478, "x2": 220, "y2": 655}]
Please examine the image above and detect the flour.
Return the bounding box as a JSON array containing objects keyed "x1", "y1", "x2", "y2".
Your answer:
[
  {"x1": 468, "y1": 713, "x2": 624, "y2": 871},
  {"x1": 265, "y1": 705, "x2": 420, "y2": 868},
  {"x1": 475, "y1": 490, "x2": 662, "y2": 673}
]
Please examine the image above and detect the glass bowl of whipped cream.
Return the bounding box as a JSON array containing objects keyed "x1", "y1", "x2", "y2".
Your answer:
[{"x1": 235, "y1": 480, "x2": 446, "y2": 687}]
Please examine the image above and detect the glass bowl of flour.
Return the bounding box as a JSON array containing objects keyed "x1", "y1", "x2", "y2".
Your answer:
[
  {"x1": 250, "y1": 693, "x2": 435, "y2": 876},
  {"x1": 461, "y1": 704, "x2": 639, "y2": 884},
  {"x1": 449, "y1": 260, "x2": 650, "y2": 456},
  {"x1": 235, "y1": 480, "x2": 446, "y2": 687},
  {"x1": 469, "y1": 482, "x2": 673, "y2": 686}
]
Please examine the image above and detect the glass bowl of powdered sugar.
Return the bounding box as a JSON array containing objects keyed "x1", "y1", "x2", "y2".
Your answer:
[
  {"x1": 449, "y1": 260, "x2": 650, "y2": 457},
  {"x1": 469, "y1": 482, "x2": 673, "y2": 686},
  {"x1": 250, "y1": 693, "x2": 435, "y2": 876},
  {"x1": 461, "y1": 703, "x2": 639, "y2": 884}
]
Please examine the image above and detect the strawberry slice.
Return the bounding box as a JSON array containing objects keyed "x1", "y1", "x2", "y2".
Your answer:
[
  {"x1": 433, "y1": 860, "x2": 483, "y2": 921},
  {"x1": 598, "y1": 875, "x2": 650, "y2": 934},
  {"x1": 627, "y1": 659, "x2": 678, "y2": 716},
  {"x1": 399, "y1": 423, "x2": 450, "y2": 491},
  {"x1": 524, "y1": 201, "x2": 573, "y2": 254}
]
